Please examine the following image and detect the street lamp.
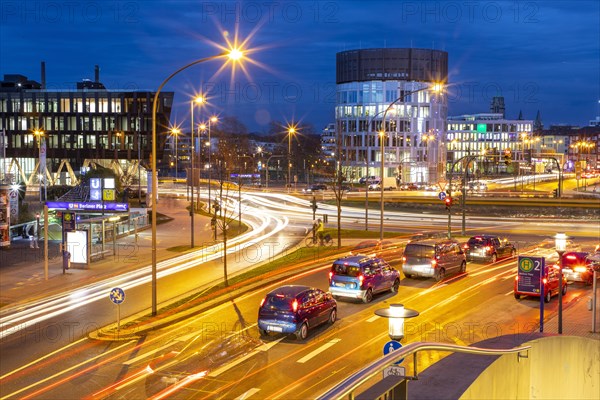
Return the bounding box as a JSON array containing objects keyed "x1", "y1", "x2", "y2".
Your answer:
[
  {"x1": 555, "y1": 233, "x2": 568, "y2": 334},
  {"x1": 150, "y1": 48, "x2": 244, "y2": 316},
  {"x1": 287, "y1": 124, "x2": 297, "y2": 193},
  {"x1": 379, "y1": 83, "x2": 443, "y2": 242},
  {"x1": 375, "y1": 304, "x2": 419, "y2": 341},
  {"x1": 33, "y1": 129, "x2": 45, "y2": 203},
  {"x1": 201, "y1": 116, "x2": 218, "y2": 208},
  {"x1": 170, "y1": 127, "x2": 181, "y2": 179},
  {"x1": 189, "y1": 96, "x2": 205, "y2": 248}
]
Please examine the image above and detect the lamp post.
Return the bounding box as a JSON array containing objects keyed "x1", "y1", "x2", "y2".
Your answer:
[
  {"x1": 189, "y1": 96, "x2": 205, "y2": 248},
  {"x1": 170, "y1": 128, "x2": 181, "y2": 179},
  {"x1": 33, "y1": 129, "x2": 45, "y2": 203},
  {"x1": 150, "y1": 49, "x2": 242, "y2": 316},
  {"x1": 555, "y1": 233, "x2": 567, "y2": 334},
  {"x1": 379, "y1": 83, "x2": 443, "y2": 242},
  {"x1": 375, "y1": 304, "x2": 419, "y2": 342},
  {"x1": 287, "y1": 125, "x2": 297, "y2": 193},
  {"x1": 201, "y1": 116, "x2": 218, "y2": 208}
]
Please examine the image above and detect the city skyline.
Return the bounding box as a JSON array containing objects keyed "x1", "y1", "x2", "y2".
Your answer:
[{"x1": 1, "y1": 0, "x2": 599, "y2": 132}]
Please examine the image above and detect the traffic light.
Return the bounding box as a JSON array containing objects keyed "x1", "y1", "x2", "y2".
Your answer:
[
  {"x1": 212, "y1": 201, "x2": 220, "y2": 213},
  {"x1": 445, "y1": 196, "x2": 452, "y2": 210},
  {"x1": 504, "y1": 149, "x2": 512, "y2": 165},
  {"x1": 552, "y1": 188, "x2": 559, "y2": 198}
]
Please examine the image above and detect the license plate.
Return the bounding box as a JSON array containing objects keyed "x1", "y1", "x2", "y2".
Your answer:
[
  {"x1": 268, "y1": 325, "x2": 283, "y2": 332},
  {"x1": 335, "y1": 282, "x2": 346, "y2": 287}
]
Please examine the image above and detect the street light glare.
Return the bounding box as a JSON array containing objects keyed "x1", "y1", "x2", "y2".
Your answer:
[
  {"x1": 210, "y1": 116, "x2": 218, "y2": 123},
  {"x1": 228, "y1": 48, "x2": 243, "y2": 61},
  {"x1": 431, "y1": 82, "x2": 444, "y2": 93},
  {"x1": 194, "y1": 96, "x2": 205, "y2": 104}
]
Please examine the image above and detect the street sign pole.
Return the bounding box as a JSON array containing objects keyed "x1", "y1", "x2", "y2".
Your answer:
[
  {"x1": 540, "y1": 263, "x2": 545, "y2": 332},
  {"x1": 109, "y1": 287, "x2": 126, "y2": 336}
]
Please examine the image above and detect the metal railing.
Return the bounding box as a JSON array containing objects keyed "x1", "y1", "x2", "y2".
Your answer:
[{"x1": 317, "y1": 341, "x2": 531, "y2": 400}]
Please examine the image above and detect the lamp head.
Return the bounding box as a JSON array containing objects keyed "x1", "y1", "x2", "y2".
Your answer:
[{"x1": 228, "y1": 48, "x2": 243, "y2": 61}]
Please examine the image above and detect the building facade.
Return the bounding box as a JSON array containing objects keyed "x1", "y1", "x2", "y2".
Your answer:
[
  {"x1": 335, "y1": 48, "x2": 448, "y2": 184},
  {"x1": 0, "y1": 67, "x2": 173, "y2": 187}
]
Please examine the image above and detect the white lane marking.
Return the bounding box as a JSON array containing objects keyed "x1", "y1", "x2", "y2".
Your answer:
[
  {"x1": 505, "y1": 290, "x2": 514, "y2": 296},
  {"x1": 367, "y1": 315, "x2": 379, "y2": 323},
  {"x1": 235, "y1": 388, "x2": 261, "y2": 400},
  {"x1": 297, "y1": 338, "x2": 341, "y2": 364}
]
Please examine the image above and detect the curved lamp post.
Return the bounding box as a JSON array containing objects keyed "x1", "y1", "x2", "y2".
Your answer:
[
  {"x1": 151, "y1": 49, "x2": 242, "y2": 315},
  {"x1": 379, "y1": 83, "x2": 443, "y2": 242},
  {"x1": 190, "y1": 96, "x2": 205, "y2": 248},
  {"x1": 287, "y1": 125, "x2": 297, "y2": 193}
]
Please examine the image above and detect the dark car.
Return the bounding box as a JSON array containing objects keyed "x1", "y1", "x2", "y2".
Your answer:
[
  {"x1": 302, "y1": 184, "x2": 327, "y2": 193},
  {"x1": 329, "y1": 255, "x2": 400, "y2": 303},
  {"x1": 561, "y1": 251, "x2": 599, "y2": 285},
  {"x1": 257, "y1": 285, "x2": 337, "y2": 340},
  {"x1": 464, "y1": 235, "x2": 516, "y2": 263},
  {"x1": 402, "y1": 239, "x2": 466, "y2": 281}
]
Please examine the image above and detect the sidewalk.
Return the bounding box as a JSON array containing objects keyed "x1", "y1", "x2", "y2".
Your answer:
[{"x1": 0, "y1": 195, "x2": 215, "y2": 308}]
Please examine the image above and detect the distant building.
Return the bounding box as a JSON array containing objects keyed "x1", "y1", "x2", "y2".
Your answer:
[
  {"x1": 335, "y1": 48, "x2": 448, "y2": 184},
  {"x1": 543, "y1": 125, "x2": 599, "y2": 172},
  {"x1": 320, "y1": 123, "x2": 336, "y2": 162},
  {"x1": 0, "y1": 62, "x2": 173, "y2": 186}
]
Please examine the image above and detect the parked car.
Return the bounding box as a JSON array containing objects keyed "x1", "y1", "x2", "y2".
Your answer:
[
  {"x1": 402, "y1": 239, "x2": 467, "y2": 281},
  {"x1": 359, "y1": 176, "x2": 380, "y2": 185},
  {"x1": 561, "y1": 251, "x2": 598, "y2": 285},
  {"x1": 302, "y1": 184, "x2": 327, "y2": 193},
  {"x1": 514, "y1": 263, "x2": 567, "y2": 303},
  {"x1": 257, "y1": 285, "x2": 337, "y2": 340},
  {"x1": 329, "y1": 255, "x2": 400, "y2": 303},
  {"x1": 463, "y1": 235, "x2": 517, "y2": 263}
]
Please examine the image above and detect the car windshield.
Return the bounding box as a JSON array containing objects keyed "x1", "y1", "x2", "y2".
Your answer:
[
  {"x1": 332, "y1": 263, "x2": 362, "y2": 277},
  {"x1": 404, "y1": 244, "x2": 435, "y2": 258},
  {"x1": 264, "y1": 295, "x2": 294, "y2": 311}
]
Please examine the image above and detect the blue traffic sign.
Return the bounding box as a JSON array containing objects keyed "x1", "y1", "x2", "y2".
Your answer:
[
  {"x1": 438, "y1": 191, "x2": 447, "y2": 201},
  {"x1": 383, "y1": 340, "x2": 404, "y2": 364},
  {"x1": 109, "y1": 287, "x2": 125, "y2": 305}
]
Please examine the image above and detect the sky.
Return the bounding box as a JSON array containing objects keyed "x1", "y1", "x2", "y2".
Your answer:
[{"x1": 1, "y1": 0, "x2": 599, "y2": 133}]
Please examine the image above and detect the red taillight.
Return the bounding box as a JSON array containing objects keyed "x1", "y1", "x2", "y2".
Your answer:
[
  {"x1": 515, "y1": 276, "x2": 519, "y2": 281},
  {"x1": 402, "y1": 256, "x2": 406, "y2": 262},
  {"x1": 543, "y1": 278, "x2": 548, "y2": 284},
  {"x1": 260, "y1": 298, "x2": 265, "y2": 307},
  {"x1": 292, "y1": 299, "x2": 299, "y2": 312},
  {"x1": 463, "y1": 244, "x2": 469, "y2": 249},
  {"x1": 329, "y1": 271, "x2": 333, "y2": 280},
  {"x1": 358, "y1": 274, "x2": 365, "y2": 287},
  {"x1": 431, "y1": 259, "x2": 437, "y2": 267},
  {"x1": 565, "y1": 255, "x2": 577, "y2": 260},
  {"x1": 485, "y1": 246, "x2": 491, "y2": 251}
]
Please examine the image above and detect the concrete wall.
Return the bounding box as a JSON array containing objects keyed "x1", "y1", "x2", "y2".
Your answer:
[{"x1": 461, "y1": 336, "x2": 600, "y2": 399}]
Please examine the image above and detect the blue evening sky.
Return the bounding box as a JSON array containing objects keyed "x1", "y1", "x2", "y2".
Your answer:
[{"x1": 1, "y1": 0, "x2": 599, "y2": 133}]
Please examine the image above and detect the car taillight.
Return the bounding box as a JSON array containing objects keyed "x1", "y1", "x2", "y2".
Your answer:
[
  {"x1": 431, "y1": 259, "x2": 437, "y2": 267},
  {"x1": 463, "y1": 244, "x2": 469, "y2": 249},
  {"x1": 329, "y1": 271, "x2": 333, "y2": 283},
  {"x1": 402, "y1": 256, "x2": 406, "y2": 262},
  {"x1": 515, "y1": 276, "x2": 518, "y2": 281},
  {"x1": 543, "y1": 278, "x2": 547, "y2": 284},
  {"x1": 565, "y1": 255, "x2": 577, "y2": 260},
  {"x1": 485, "y1": 246, "x2": 491, "y2": 252},
  {"x1": 358, "y1": 274, "x2": 364, "y2": 287},
  {"x1": 574, "y1": 266, "x2": 587, "y2": 273},
  {"x1": 260, "y1": 298, "x2": 265, "y2": 307},
  {"x1": 292, "y1": 299, "x2": 298, "y2": 312}
]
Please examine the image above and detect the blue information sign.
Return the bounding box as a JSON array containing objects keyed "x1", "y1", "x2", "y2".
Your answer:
[
  {"x1": 438, "y1": 191, "x2": 447, "y2": 201},
  {"x1": 383, "y1": 340, "x2": 404, "y2": 364},
  {"x1": 109, "y1": 287, "x2": 125, "y2": 305},
  {"x1": 517, "y1": 256, "x2": 545, "y2": 294}
]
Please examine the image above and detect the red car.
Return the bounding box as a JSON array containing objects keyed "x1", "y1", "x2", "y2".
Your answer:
[
  {"x1": 514, "y1": 263, "x2": 567, "y2": 303},
  {"x1": 561, "y1": 251, "x2": 599, "y2": 285}
]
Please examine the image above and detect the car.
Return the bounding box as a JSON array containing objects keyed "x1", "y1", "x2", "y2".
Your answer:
[
  {"x1": 400, "y1": 183, "x2": 419, "y2": 191},
  {"x1": 145, "y1": 333, "x2": 265, "y2": 397},
  {"x1": 257, "y1": 285, "x2": 337, "y2": 340},
  {"x1": 329, "y1": 255, "x2": 400, "y2": 303},
  {"x1": 514, "y1": 263, "x2": 567, "y2": 303},
  {"x1": 402, "y1": 239, "x2": 467, "y2": 281},
  {"x1": 359, "y1": 176, "x2": 380, "y2": 185},
  {"x1": 463, "y1": 235, "x2": 516, "y2": 263},
  {"x1": 561, "y1": 251, "x2": 598, "y2": 285},
  {"x1": 302, "y1": 184, "x2": 327, "y2": 193}
]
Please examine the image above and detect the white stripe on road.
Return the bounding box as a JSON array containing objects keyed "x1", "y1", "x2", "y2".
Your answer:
[
  {"x1": 297, "y1": 339, "x2": 341, "y2": 364},
  {"x1": 235, "y1": 388, "x2": 261, "y2": 400},
  {"x1": 366, "y1": 315, "x2": 379, "y2": 323}
]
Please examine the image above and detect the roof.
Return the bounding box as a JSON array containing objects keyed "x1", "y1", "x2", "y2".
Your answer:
[{"x1": 267, "y1": 285, "x2": 311, "y2": 297}]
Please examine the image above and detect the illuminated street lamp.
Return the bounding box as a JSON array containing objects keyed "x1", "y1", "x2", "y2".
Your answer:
[
  {"x1": 170, "y1": 127, "x2": 181, "y2": 178},
  {"x1": 287, "y1": 124, "x2": 297, "y2": 193},
  {"x1": 555, "y1": 233, "x2": 568, "y2": 334},
  {"x1": 379, "y1": 83, "x2": 443, "y2": 242},
  {"x1": 189, "y1": 95, "x2": 205, "y2": 248},
  {"x1": 375, "y1": 304, "x2": 419, "y2": 341},
  {"x1": 150, "y1": 48, "x2": 244, "y2": 315},
  {"x1": 200, "y1": 116, "x2": 218, "y2": 207}
]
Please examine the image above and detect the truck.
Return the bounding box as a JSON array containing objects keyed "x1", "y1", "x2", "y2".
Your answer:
[{"x1": 368, "y1": 176, "x2": 398, "y2": 191}]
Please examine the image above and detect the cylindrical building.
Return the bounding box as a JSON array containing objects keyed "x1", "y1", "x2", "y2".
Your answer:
[{"x1": 335, "y1": 48, "x2": 448, "y2": 185}]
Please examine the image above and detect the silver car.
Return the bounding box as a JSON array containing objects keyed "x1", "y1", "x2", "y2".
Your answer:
[{"x1": 402, "y1": 239, "x2": 467, "y2": 281}]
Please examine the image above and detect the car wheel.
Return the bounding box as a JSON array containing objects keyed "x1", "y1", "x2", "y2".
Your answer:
[
  {"x1": 362, "y1": 288, "x2": 373, "y2": 303},
  {"x1": 460, "y1": 261, "x2": 466, "y2": 273},
  {"x1": 390, "y1": 279, "x2": 400, "y2": 293},
  {"x1": 514, "y1": 293, "x2": 520, "y2": 300},
  {"x1": 544, "y1": 290, "x2": 551, "y2": 303},
  {"x1": 435, "y1": 268, "x2": 446, "y2": 282},
  {"x1": 328, "y1": 309, "x2": 337, "y2": 325},
  {"x1": 259, "y1": 329, "x2": 269, "y2": 337},
  {"x1": 562, "y1": 283, "x2": 567, "y2": 295},
  {"x1": 491, "y1": 253, "x2": 498, "y2": 263},
  {"x1": 405, "y1": 273, "x2": 412, "y2": 279},
  {"x1": 296, "y1": 323, "x2": 308, "y2": 340}
]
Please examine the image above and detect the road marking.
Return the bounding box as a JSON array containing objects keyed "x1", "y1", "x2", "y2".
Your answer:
[
  {"x1": 123, "y1": 342, "x2": 177, "y2": 366},
  {"x1": 297, "y1": 338, "x2": 341, "y2": 364},
  {"x1": 367, "y1": 315, "x2": 379, "y2": 323},
  {"x1": 208, "y1": 350, "x2": 260, "y2": 377},
  {"x1": 505, "y1": 290, "x2": 514, "y2": 296},
  {"x1": 235, "y1": 388, "x2": 261, "y2": 399}
]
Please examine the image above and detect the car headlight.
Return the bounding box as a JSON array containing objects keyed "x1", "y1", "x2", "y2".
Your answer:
[{"x1": 574, "y1": 266, "x2": 587, "y2": 273}]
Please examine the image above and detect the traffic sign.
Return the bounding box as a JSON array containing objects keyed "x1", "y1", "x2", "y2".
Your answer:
[
  {"x1": 383, "y1": 365, "x2": 406, "y2": 379},
  {"x1": 109, "y1": 287, "x2": 125, "y2": 304},
  {"x1": 438, "y1": 191, "x2": 447, "y2": 201},
  {"x1": 383, "y1": 340, "x2": 404, "y2": 364},
  {"x1": 517, "y1": 256, "x2": 545, "y2": 294}
]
